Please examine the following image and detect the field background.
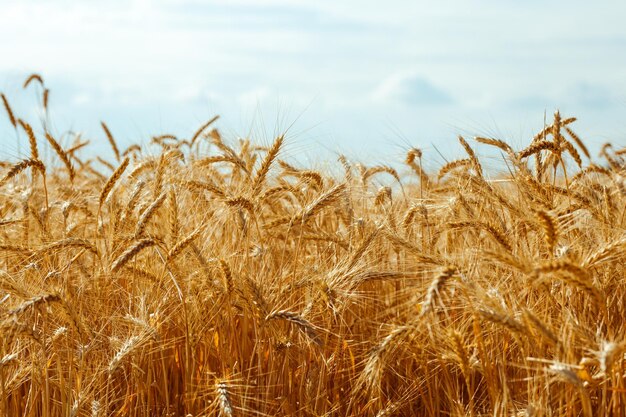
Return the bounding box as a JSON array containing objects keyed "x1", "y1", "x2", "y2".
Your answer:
[{"x1": 1, "y1": 77, "x2": 626, "y2": 416}]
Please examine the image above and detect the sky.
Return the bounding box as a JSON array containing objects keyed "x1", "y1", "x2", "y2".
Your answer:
[{"x1": 1, "y1": 0, "x2": 626, "y2": 166}]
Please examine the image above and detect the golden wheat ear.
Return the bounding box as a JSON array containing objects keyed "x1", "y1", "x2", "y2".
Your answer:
[
  {"x1": 110, "y1": 238, "x2": 156, "y2": 272},
  {"x1": 420, "y1": 266, "x2": 457, "y2": 317},
  {"x1": 23, "y1": 73, "x2": 44, "y2": 89},
  {"x1": 190, "y1": 115, "x2": 219, "y2": 145},
  {"x1": 100, "y1": 121, "x2": 121, "y2": 161},
  {"x1": 44, "y1": 131, "x2": 75, "y2": 182},
  {"x1": 1, "y1": 93, "x2": 17, "y2": 127},
  {"x1": 98, "y1": 157, "x2": 130, "y2": 210},
  {"x1": 0, "y1": 159, "x2": 45, "y2": 187},
  {"x1": 252, "y1": 135, "x2": 284, "y2": 195},
  {"x1": 17, "y1": 119, "x2": 39, "y2": 160}
]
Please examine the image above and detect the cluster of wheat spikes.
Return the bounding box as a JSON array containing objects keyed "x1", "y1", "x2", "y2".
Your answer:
[{"x1": 1, "y1": 75, "x2": 626, "y2": 417}]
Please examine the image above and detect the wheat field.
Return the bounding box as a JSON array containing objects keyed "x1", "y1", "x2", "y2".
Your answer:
[{"x1": 1, "y1": 75, "x2": 626, "y2": 416}]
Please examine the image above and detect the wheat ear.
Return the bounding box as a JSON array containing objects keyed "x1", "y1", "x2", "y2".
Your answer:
[
  {"x1": 168, "y1": 227, "x2": 203, "y2": 260},
  {"x1": 111, "y1": 238, "x2": 156, "y2": 272},
  {"x1": 301, "y1": 183, "x2": 346, "y2": 223},
  {"x1": 23, "y1": 73, "x2": 44, "y2": 89},
  {"x1": 420, "y1": 266, "x2": 457, "y2": 316},
  {"x1": 458, "y1": 135, "x2": 483, "y2": 177},
  {"x1": 190, "y1": 115, "x2": 220, "y2": 145},
  {"x1": 44, "y1": 132, "x2": 75, "y2": 182},
  {"x1": 100, "y1": 121, "x2": 120, "y2": 161},
  {"x1": 266, "y1": 310, "x2": 322, "y2": 346},
  {"x1": 215, "y1": 380, "x2": 233, "y2": 417},
  {"x1": 0, "y1": 159, "x2": 46, "y2": 187},
  {"x1": 1, "y1": 93, "x2": 16, "y2": 127},
  {"x1": 135, "y1": 193, "x2": 166, "y2": 237},
  {"x1": 18, "y1": 119, "x2": 39, "y2": 160},
  {"x1": 98, "y1": 157, "x2": 130, "y2": 209},
  {"x1": 252, "y1": 135, "x2": 283, "y2": 194}
]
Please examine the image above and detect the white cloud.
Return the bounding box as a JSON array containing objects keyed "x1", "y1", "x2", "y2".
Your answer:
[
  {"x1": 567, "y1": 83, "x2": 616, "y2": 108},
  {"x1": 237, "y1": 87, "x2": 273, "y2": 109},
  {"x1": 71, "y1": 93, "x2": 93, "y2": 106},
  {"x1": 372, "y1": 73, "x2": 453, "y2": 106}
]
